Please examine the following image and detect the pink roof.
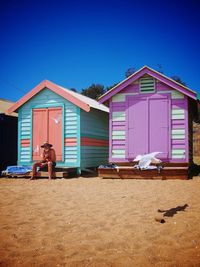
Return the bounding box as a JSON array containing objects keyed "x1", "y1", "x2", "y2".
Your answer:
[
  {"x1": 8, "y1": 80, "x2": 109, "y2": 114},
  {"x1": 98, "y1": 66, "x2": 197, "y2": 103}
]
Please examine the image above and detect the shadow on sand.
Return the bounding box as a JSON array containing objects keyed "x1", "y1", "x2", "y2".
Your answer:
[{"x1": 158, "y1": 204, "x2": 189, "y2": 217}]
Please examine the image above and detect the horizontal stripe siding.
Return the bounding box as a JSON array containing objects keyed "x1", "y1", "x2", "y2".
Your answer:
[
  {"x1": 172, "y1": 119, "x2": 185, "y2": 126},
  {"x1": 171, "y1": 91, "x2": 185, "y2": 99},
  {"x1": 172, "y1": 109, "x2": 185, "y2": 115},
  {"x1": 19, "y1": 110, "x2": 31, "y2": 162},
  {"x1": 20, "y1": 147, "x2": 31, "y2": 162},
  {"x1": 112, "y1": 111, "x2": 125, "y2": 122},
  {"x1": 172, "y1": 124, "x2": 185, "y2": 129},
  {"x1": 112, "y1": 136, "x2": 125, "y2": 140},
  {"x1": 112, "y1": 150, "x2": 125, "y2": 155},
  {"x1": 64, "y1": 102, "x2": 78, "y2": 140},
  {"x1": 81, "y1": 146, "x2": 109, "y2": 166},
  {"x1": 172, "y1": 131, "x2": 185, "y2": 139},
  {"x1": 112, "y1": 121, "x2": 126, "y2": 126},
  {"x1": 20, "y1": 110, "x2": 31, "y2": 139},
  {"x1": 172, "y1": 149, "x2": 185, "y2": 155},
  {"x1": 111, "y1": 89, "x2": 185, "y2": 105},
  {"x1": 112, "y1": 93, "x2": 139, "y2": 102},
  {"x1": 112, "y1": 130, "x2": 125, "y2": 136},
  {"x1": 172, "y1": 139, "x2": 185, "y2": 145},
  {"x1": 112, "y1": 140, "x2": 126, "y2": 145},
  {"x1": 111, "y1": 102, "x2": 126, "y2": 111},
  {"x1": 172, "y1": 149, "x2": 186, "y2": 159},
  {"x1": 112, "y1": 145, "x2": 126, "y2": 150},
  {"x1": 172, "y1": 129, "x2": 185, "y2": 135},
  {"x1": 64, "y1": 104, "x2": 78, "y2": 163},
  {"x1": 112, "y1": 125, "x2": 125, "y2": 131},
  {"x1": 81, "y1": 147, "x2": 108, "y2": 155},
  {"x1": 171, "y1": 98, "x2": 186, "y2": 155},
  {"x1": 172, "y1": 144, "x2": 186, "y2": 149}
]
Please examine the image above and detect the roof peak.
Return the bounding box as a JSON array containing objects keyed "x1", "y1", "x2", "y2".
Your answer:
[
  {"x1": 8, "y1": 80, "x2": 109, "y2": 114},
  {"x1": 98, "y1": 65, "x2": 197, "y2": 103}
]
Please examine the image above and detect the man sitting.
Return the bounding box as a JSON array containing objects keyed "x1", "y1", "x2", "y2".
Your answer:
[{"x1": 30, "y1": 141, "x2": 56, "y2": 180}]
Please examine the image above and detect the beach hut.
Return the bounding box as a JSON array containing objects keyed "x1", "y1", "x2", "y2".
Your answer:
[
  {"x1": 193, "y1": 94, "x2": 200, "y2": 164},
  {"x1": 0, "y1": 99, "x2": 18, "y2": 174},
  {"x1": 8, "y1": 80, "x2": 109, "y2": 174},
  {"x1": 98, "y1": 66, "x2": 198, "y2": 179}
]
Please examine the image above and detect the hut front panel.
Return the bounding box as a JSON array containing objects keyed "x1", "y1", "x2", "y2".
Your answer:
[
  {"x1": 80, "y1": 108, "x2": 109, "y2": 168},
  {"x1": 18, "y1": 88, "x2": 80, "y2": 167},
  {"x1": 109, "y1": 77, "x2": 188, "y2": 163}
]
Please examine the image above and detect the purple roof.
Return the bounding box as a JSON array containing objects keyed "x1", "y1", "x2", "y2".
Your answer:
[{"x1": 98, "y1": 66, "x2": 197, "y2": 103}]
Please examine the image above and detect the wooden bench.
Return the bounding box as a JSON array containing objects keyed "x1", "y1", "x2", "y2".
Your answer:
[{"x1": 98, "y1": 165, "x2": 188, "y2": 180}]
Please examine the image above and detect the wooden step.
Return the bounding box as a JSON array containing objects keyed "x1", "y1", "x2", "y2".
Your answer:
[{"x1": 30, "y1": 171, "x2": 68, "y2": 178}]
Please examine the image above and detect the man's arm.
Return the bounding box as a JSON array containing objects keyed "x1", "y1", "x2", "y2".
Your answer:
[{"x1": 51, "y1": 149, "x2": 56, "y2": 162}]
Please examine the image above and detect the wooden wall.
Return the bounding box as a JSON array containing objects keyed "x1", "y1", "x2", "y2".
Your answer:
[
  {"x1": 193, "y1": 122, "x2": 200, "y2": 164},
  {"x1": 80, "y1": 108, "x2": 109, "y2": 168}
]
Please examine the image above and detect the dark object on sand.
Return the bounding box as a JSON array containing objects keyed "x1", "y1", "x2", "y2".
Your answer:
[{"x1": 154, "y1": 217, "x2": 166, "y2": 223}]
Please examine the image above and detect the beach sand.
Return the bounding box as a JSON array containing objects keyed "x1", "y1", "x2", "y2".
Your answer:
[{"x1": 0, "y1": 176, "x2": 200, "y2": 267}]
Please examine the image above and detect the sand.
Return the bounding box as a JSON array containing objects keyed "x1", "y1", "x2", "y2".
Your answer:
[{"x1": 0, "y1": 176, "x2": 200, "y2": 267}]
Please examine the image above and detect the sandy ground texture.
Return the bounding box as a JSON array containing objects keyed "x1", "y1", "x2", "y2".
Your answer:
[{"x1": 0, "y1": 176, "x2": 200, "y2": 267}]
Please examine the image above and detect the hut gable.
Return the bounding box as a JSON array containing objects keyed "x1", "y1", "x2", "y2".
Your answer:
[
  {"x1": 99, "y1": 66, "x2": 196, "y2": 103},
  {"x1": 8, "y1": 80, "x2": 108, "y2": 114}
]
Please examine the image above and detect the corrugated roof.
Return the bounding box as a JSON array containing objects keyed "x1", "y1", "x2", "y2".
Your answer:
[
  {"x1": 8, "y1": 80, "x2": 109, "y2": 114},
  {"x1": 57, "y1": 85, "x2": 109, "y2": 113}
]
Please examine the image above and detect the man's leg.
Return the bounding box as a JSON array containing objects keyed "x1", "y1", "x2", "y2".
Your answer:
[
  {"x1": 30, "y1": 162, "x2": 41, "y2": 180},
  {"x1": 47, "y1": 161, "x2": 53, "y2": 179}
]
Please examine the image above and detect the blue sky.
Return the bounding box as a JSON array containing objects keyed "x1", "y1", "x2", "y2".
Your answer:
[{"x1": 0, "y1": 0, "x2": 200, "y2": 101}]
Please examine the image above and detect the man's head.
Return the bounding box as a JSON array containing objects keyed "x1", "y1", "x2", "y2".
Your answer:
[{"x1": 41, "y1": 141, "x2": 52, "y2": 150}]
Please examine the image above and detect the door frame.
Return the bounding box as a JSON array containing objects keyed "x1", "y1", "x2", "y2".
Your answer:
[
  {"x1": 30, "y1": 103, "x2": 65, "y2": 163},
  {"x1": 125, "y1": 93, "x2": 171, "y2": 160}
]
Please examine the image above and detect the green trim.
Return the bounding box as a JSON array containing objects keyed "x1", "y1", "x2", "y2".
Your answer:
[
  {"x1": 112, "y1": 130, "x2": 125, "y2": 136},
  {"x1": 172, "y1": 129, "x2": 185, "y2": 135},
  {"x1": 112, "y1": 135, "x2": 125, "y2": 140},
  {"x1": 77, "y1": 107, "x2": 81, "y2": 167},
  {"x1": 172, "y1": 149, "x2": 185, "y2": 155},
  {"x1": 112, "y1": 149, "x2": 125, "y2": 154}
]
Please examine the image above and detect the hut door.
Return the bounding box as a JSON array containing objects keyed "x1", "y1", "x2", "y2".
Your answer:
[
  {"x1": 127, "y1": 95, "x2": 169, "y2": 159},
  {"x1": 149, "y1": 97, "x2": 169, "y2": 158},
  {"x1": 127, "y1": 97, "x2": 148, "y2": 158},
  {"x1": 32, "y1": 107, "x2": 62, "y2": 161}
]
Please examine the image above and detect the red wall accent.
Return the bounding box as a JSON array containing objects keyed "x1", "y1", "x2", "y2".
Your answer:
[
  {"x1": 21, "y1": 139, "x2": 30, "y2": 147},
  {"x1": 81, "y1": 137, "x2": 108, "y2": 146}
]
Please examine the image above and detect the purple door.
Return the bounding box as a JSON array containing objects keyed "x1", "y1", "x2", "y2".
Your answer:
[
  {"x1": 149, "y1": 97, "x2": 169, "y2": 159},
  {"x1": 126, "y1": 94, "x2": 170, "y2": 159},
  {"x1": 126, "y1": 97, "x2": 148, "y2": 158}
]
